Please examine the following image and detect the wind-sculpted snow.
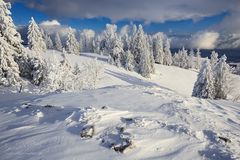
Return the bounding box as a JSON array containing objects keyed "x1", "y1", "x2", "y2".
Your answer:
[{"x1": 0, "y1": 84, "x2": 239, "y2": 160}]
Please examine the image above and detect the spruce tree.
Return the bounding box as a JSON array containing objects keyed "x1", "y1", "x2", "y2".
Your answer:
[
  {"x1": 124, "y1": 50, "x2": 134, "y2": 71},
  {"x1": 210, "y1": 51, "x2": 219, "y2": 68},
  {"x1": 131, "y1": 25, "x2": 146, "y2": 65},
  {"x1": 0, "y1": 0, "x2": 23, "y2": 54},
  {"x1": 188, "y1": 49, "x2": 195, "y2": 68},
  {"x1": 163, "y1": 38, "x2": 172, "y2": 66},
  {"x1": 192, "y1": 59, "x2": 215, "y2": 99},
  {"x1": 102, "y1": 24, "x2": 117, "y2": 55},
  {"x1": 111, "y1": 35, "x2": 124, "y2": 67},
  {"x1": 131, "y1": 25, "x2": 155, "y2": 77},
  {"x1": 0, "y1": 0, "x2": 25, "y2": 87},
  {"x1": 195, "y1": 48, "x2": 201, "y2": 69},
  {"x1": 214, "y1": 55, "x2": 230, "y2": 99},
  {"x1": 147, "y1": 39, "x2": 155, "y2": 73},
  {"x1": 66, "y1": 28, "x2": 80, "y2": 55},
  {"x1": 27, "y1": 17, "x2": 47, "y2": 53},
  {"x1": 139, "y1": 46, "x2": 152, "y2": 78},
  {"x1": 0, "y1": 38, "x2": 21, "y2": 87},
  {"x1": 45, "y1": 35, "x2": 54, "y2": 49},
  {"x1": 54, "y1": 32, "x2": 63, "y2": 51},
  {"x1": 153, "y1": 33, "x2": 164, "y2": 64},
  {"x1": 92, "y1": 35, "x2": 101, "y2": 54}
]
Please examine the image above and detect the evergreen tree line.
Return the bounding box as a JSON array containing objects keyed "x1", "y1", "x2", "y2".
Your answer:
[{"x1": 0, "y1": 0, "x2": 101, "y2": 92}]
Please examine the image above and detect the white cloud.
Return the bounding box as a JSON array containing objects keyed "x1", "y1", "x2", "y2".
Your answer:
[
  {"x1": 40, "y1": 20, "x2": 61, "y2": 26},
  {"x1": 191, "y1": 31, "x2": 219, "y2": 49},
  {"x1": 9, "y1": 0, "x2": 239, "y2": 24}
]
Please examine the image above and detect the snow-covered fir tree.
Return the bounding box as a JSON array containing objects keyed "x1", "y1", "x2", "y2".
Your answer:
[
  {"x1": 66, "y1": 28, "x2": 80, "y2": 55},
  {"x1": 163, "y1": 38, "x2": 173, "y2": 66},
  {"x1": 131, "y1": 25, "x2": 155, "y2": 77},
  {"x1": 181, "y1": 47, "x2": 189, "y2": 69},
  {"x1": 79, "y1": 29, "x2": 95, "y2": 52},
  {"x1": 27, "y1": 17, "x2": 47, "y2": 53},
  {"x1": 0, "y1": 38, "x2": 21, "y2": 87},
  {"x1": 111, "y1": 35, "x2": 124, "y2": 67},
  {"x1": 214, "y1": 55, "x2": 230, "y2": 99},
  {"x1": 40, "y1": 55, "x2": 61, "y2": 91},
  {"x1": 119, "y1": 25, "x2": 131, "y2": 52},
  {"x1": 45, "y1": 34, "x2": 54, "y2": 49},
  {"x1": 195, "y1": 48, "x2": 201, "y2": 69},
  {"x1": 210, "y1": 51, "x2": 219, "y2": 68},
  {"x1": 92, "y1": 35, "x2": 102, "y2": 54},
  {"x1": 29, "y1": 56, "x2": 45, "y2": 86},
  {"x1": 188, "y1": 49, "x2": 195, "y2": 68},
  {"x1": 153, "y1": 33, "x2": 164, "y2": 64},
  {"x1": 59, "y1": 51, "x2": 75, "y2": 90},
  {"x1": 131, "y1": 25, "x2": 147, "y2": 65},
  {"x1": 192, "y1": 59, "x2": 215, "y2": 99},
  {"x1": 147, "y1": 38, "x2": 155, "y2": 74},
  {"x1": 102, "y1": 24, "x2": 117, "y2": 55},
  {"x1": 173, "y1": 47, "x2": 189, "y2": 69},
  {"x1": 54, "y1": 32, "x2": 63, "y2": 51},
  {"x1": 124, "y1": 50, "x2": 134, "y2": 71},
  {"x1": 172, "y1": 52, "x2": 180, "y2": 67},
  {"x1": 0, "y1": 0, "x2": 23, "y2": 54},
  {"x1": 129, "y1": 24, "x2": 137, "y2": 53},
  {"x1": 139, "y1": 45, "x2": 152, "y2": 78}
]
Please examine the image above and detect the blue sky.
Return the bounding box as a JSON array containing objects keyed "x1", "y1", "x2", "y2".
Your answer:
[
  {"x1": 8, "y1": 0, "x2": 240, "y2": 49},
  {"x1": 11, "y1": 2, "x2": 227, "y2": 34}
]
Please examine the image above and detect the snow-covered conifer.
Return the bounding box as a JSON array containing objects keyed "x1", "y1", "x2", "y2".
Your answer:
[
  {"x1": 45, "y1": 35, "x2": 53, "y2": 49},
  {"x1": 0, "y1": 0, "x2": 23, "y2": 54},
  {"x1": 79, "y1": 29, "x2": 95, "y2": 52},
  {"x1": 195, "y1": 48, "x2": 201, "y2": 69},
  {"x1": 54, "y1": 32, "x2": 63, "y2": 51},
  {"x1": 181, "y1": 47, "x2": 189, "y2": 69},
  {"x1": 29, "y1": 57, "x2": 45, "y2": 86},
  {"x1": 124, "y1": 50, "x2": 134, "y2": 71},
  {"x1": 192, "y1": 59, "x2": 215, "y2": 99},
  {"x1": 131, "y1": 25, "x2": 155, "y2": 77},
  {"x1": 0, "y1": 38, "x2": 21, "y2": 87},
  {"x1": 214, "y1": 55, "x2": 230, "y2": 99},
  {"x1": 40, "y1": 55, "x2": 61, "y2": 91},
  {"x1": 66, "y1": 28, "x2": 80, "y2": 55},
  {"x1": 131, "y1": 25, "x2": 146, "y2": 64},
  {"x1": 188, "y1": 49, "x2": 195, "y2": 68},
  {"x1": 210, "y1": 51, "x2": 219, "y2": 68},
  {"x1": 27, "y1": 17, "x2": 47, "y2": 53},
  {"x1": 92, "y1": 35, "x2": 102, "y2": 54},
  {"x1": 153, "y1": 33, "x2": 164, "y2": 64},
  {"x1": 139, "y1": 46, "x2": 152, "y2": 78},
  {"x1": 172, "y1": 47, "x2": 188, "y2": 68},
  {"x1": 102, "y1": 24, "x2": 117, "y2": 55},
  {"x1": 147, "y1": 39, "x2": 155, "y2": 74},
  {"x1": 163, "y1": 38, "x2": 172, "y2": 66},
  {"x1": 112, "y1": 36, "x2": 124, "y2": 67}
]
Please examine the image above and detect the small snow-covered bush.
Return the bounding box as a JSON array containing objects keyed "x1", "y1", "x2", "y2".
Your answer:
[
  {"x1": 40, "y1": 54, "x2": 103, "y2": 92},
  {"x1": 80, "y1": 58, "x2": 103, "y2": 89}
]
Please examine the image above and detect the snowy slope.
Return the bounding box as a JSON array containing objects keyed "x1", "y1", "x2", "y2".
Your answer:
[
  {"x1": 45, "y1": 50, "x2": 198, "y2": 96},
  {"x1": 0, "y1": 51, "x2": 240, "y2": 160}
]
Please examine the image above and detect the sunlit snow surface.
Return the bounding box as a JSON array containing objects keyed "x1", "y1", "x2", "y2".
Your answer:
[{"x1": 0, "y1": 51, "x2": 239, "y2": 160}]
